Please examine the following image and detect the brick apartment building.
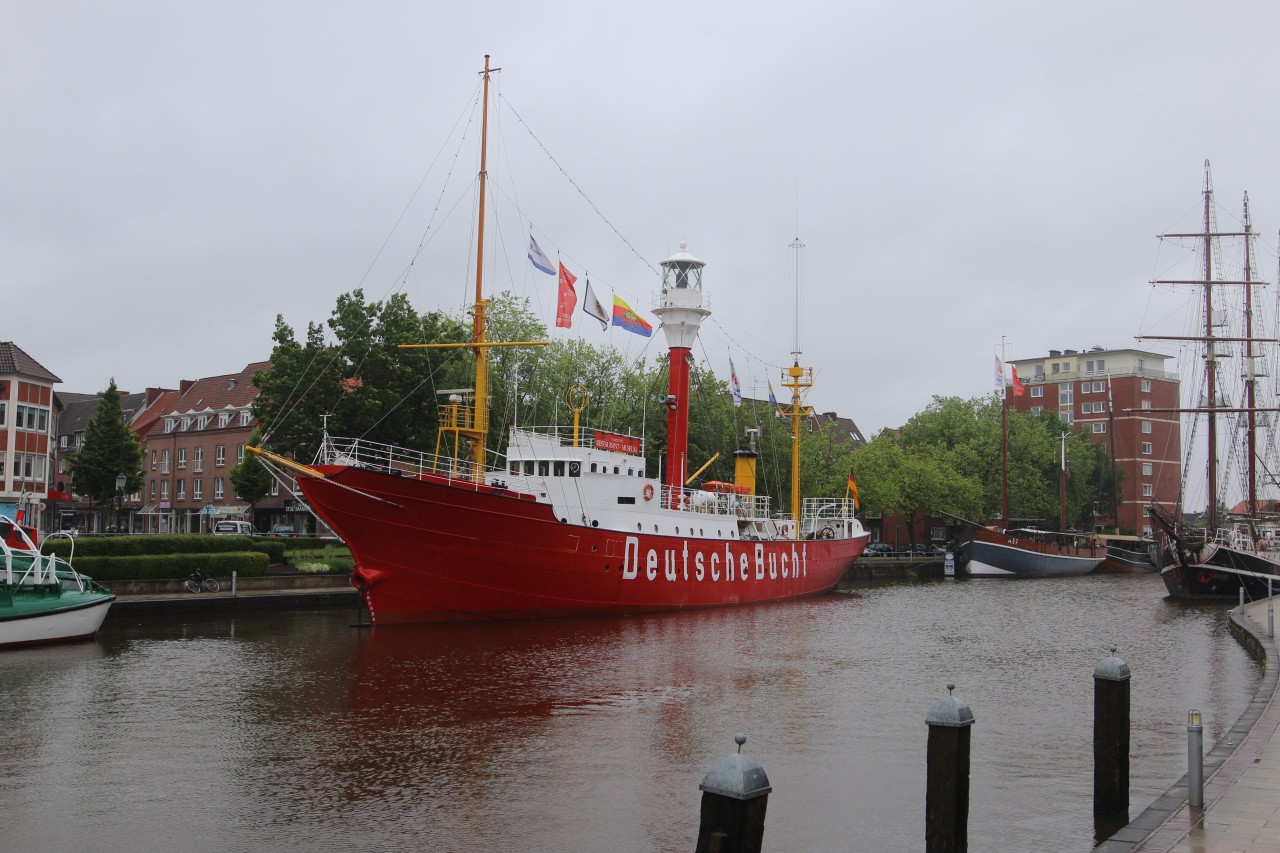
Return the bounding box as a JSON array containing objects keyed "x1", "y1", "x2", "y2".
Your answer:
[
  {"x1": 1006, "y1": 346, "x2": 1181, "y2": 536},
  {"x1": 0, "y1": 342, "x2": 59, "y2": 528},
  {"x1": 132, "y1": 361, "x2": 298, "y2": 534}
]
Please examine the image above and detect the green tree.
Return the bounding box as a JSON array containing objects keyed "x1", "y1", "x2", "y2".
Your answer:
[
  {"x1": 886, "y1": 393, "x2": 1117, "y2": 532},
  {"x1": 252, "y1": 289, "x2": 469, "y2": 460},
  {"x1": 230, "y1": 427, "x2": 274, "y2": 511},
  {"x1": 850, "y1": 429, "x2": 983, "y2": 539},
  {"x1": 71, "y1": 379, "x2": 144, "y2": 505}
]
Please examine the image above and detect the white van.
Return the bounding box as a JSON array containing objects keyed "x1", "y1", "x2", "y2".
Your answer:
[{"x1": 212, "y1": 520, "x2": 257, "y2": 536}]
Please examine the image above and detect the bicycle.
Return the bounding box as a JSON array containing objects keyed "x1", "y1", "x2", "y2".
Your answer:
[{"x1": 184, "y1": 567, "x2": 222, "y2": 594}]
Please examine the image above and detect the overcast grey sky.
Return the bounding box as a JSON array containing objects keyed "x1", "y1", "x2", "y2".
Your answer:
[{"x1": 6, "y1": 0, "x2": 1279, "y2": 441}]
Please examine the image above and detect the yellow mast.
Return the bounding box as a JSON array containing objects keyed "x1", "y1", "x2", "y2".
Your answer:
[
  {"x1": 397, "y1": 57, "x2": 550, "y2": 482},
  {"x1": 464, "y1": 54, "x2": 497, "y2": 481},
  {"x1": 780, "y1": 237, "x2": 812, "y2": 537},
  {"x1": 566, "y1": 383, "x2": 589, "y2": 447},
  {"x1": 781, "y1": 364, "x2": 813, "y2": 530}
]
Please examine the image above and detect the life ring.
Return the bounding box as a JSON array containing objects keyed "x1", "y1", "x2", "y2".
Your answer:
[
  {"x1": 643, "y1": 484, "x2": 655, "y2": 502},
  {"x1": 780, "y1": 524, "x2": 790, "y2": 537},
  {"x1": 818, "y1": 526, "x2": 835, "y2": 540}
]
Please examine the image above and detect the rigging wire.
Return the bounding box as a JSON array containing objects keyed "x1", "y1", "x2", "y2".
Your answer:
[{"x1": 497, "y1": 92, "x2": 661, "y2": 280}]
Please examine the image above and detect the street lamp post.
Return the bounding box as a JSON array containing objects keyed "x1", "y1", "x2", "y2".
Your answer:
[{"x1": 115, "y1": 472, "x2": 127, "y2": 534}]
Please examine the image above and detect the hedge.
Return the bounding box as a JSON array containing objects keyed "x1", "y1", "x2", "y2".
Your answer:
[
  {"x1": 42, "y1": 534, "x2": 340, "y2": 562},
  {"x1": 71, "y1": 551, "x2": 270, "y2": 582}
]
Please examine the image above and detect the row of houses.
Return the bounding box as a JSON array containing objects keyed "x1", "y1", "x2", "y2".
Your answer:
[{"x1": 0, "y1": 342, "x2": 311, "y2": 536}]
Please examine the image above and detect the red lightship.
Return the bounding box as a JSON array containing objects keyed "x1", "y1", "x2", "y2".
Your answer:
[{"x1": 251, "y1": 57, "x2": 867, "y2": 623}]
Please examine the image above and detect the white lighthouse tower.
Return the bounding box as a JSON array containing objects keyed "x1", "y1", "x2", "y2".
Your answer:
[{"x1": 651, "y1": 242, "x2": 712, "y2": 502}]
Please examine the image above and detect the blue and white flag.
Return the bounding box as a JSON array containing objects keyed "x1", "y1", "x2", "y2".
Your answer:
[
  {"x1": 994, "y1": 354, "x2": 1006, "y2": 400},
  {"x1": 527, "y1": 235, "x2": 555, "y2": 275},
  {"x1": 729, "y1": 357, "x2": 742, "y2": 407}
]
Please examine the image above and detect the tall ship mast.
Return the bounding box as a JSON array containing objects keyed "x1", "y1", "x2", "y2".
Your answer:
[
  {"x1": 1146, "y1": 162, "x2": 1280, "y2": 599},
  {"x1": 248, "y1": 57, "x2": 869, "y2": 623}
]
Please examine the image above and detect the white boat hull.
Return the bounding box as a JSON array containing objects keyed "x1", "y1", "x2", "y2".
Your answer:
[{"x1": 0, "y1": 597, "x2": 115, "y2": 649}]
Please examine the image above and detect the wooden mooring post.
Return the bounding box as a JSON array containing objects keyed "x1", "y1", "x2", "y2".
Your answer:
[
  {"x1": 695, "y1": 734, "x2": 771, "y2": 853},
  {"x1": 926, "y1": 683, "x2": 974, "y2": 853},
  {"x1": 1093, "y1": 646, "x2": 1131, "y2": 819}
]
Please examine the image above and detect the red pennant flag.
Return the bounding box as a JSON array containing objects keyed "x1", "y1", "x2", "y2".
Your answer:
[
  {"x1": 1012, "y1": 365, "x2": 1025, "y2": 397},
  {"x1": 556, "y1": 263, "x2": 577, "y2": 328}
]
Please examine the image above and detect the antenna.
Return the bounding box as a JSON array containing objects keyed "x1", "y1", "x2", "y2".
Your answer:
[{"x1": 789, "y1": 237, "x2": 804, "y2": 364}]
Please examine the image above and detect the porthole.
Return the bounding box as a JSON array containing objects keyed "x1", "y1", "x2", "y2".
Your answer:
[
  {"x1": 637, "y1": 523, "x2": 643, "y2": 532},
  {"x1": 591, "y1": 520, "x2": 599, "y2": 528},
  {"x1": 654, "y1": 525, "x2": 659, "y2": 533},
  {"x1": 676, "y1": 527, "x2": 680, "y2": 535}
]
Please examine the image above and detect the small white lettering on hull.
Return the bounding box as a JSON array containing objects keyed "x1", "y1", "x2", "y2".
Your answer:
[{"x1": 621, "y1": 536, "x2": 807, "y2": 582}]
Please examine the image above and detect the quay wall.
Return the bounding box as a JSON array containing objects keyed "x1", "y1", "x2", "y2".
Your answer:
[{"x1": 844, "y1": 556, "x2": 945, "y2": 581}]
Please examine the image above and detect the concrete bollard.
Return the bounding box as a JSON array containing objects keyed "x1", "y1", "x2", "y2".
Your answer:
[
  {"x1": 926, "y1": 683, "x2": 975, "y2": 853},
  {"x1": 1187, "y1": 710, "x2": 1204, "y2": 809},
  {"x1": 1093, "y1": 646, "x2": 1130, "y2": 819},
  {"x1": 695, "y1": 734, "x2": 772, "y2": 853}
]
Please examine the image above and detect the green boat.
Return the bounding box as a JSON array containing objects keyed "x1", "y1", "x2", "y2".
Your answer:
[{"x1": 1, "y1": 516, "x2": 115, "y2": 649}]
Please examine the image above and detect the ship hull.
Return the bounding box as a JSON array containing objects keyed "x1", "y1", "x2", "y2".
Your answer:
[
  {"x1": 300, "y1": 466, "x2": 867, "y2": 623},
  {"x1": 1100, "y1": 544, "x2": 1158, "y2": 573},
  {"x1": 0, "y1": 593, "x2": 115, "y2": 649},
  {"x1": 1160, "y1": 543, "x2": 1280, "y2": 600},
  {"x1": 958, "y1": 539, "x2": 1104, "y2": 577}
]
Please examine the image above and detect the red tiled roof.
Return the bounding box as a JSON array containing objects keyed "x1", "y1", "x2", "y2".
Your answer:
[
  {"x1": 139, "y1": 361, "x2": 270, "y2": 438},
  {"x1": 1227, "y1": 499, "x2": 1280, "y2": 515}
]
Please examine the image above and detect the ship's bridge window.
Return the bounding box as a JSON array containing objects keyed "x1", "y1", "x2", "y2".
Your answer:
[
  {"x1": 509, "y1": 462, "x2": 520, "y2": 475},
  {"x1": 538, "y1": 461, "x2": 550, "y2": 476},
  {"x1": 554, "y1": 461, "x2": 565, "y2": 476},
  {"x1": 524, "y1": 461, "x2": 535, "y2": 475}
]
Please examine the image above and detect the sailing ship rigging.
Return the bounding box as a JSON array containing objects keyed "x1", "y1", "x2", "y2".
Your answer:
[{"x1": 1144, "y1": 162, "x2": 1280, "y2": 599}]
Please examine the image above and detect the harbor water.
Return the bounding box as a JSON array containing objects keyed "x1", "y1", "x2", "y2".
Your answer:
[{"x1": 3, "y1": 573, "x2": 1259, "y2": 852}]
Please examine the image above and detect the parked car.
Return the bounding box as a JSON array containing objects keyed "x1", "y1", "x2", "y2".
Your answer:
[
  {"x1": 213, "y1": 520, "x2": 257, "y2": 536},
  {"x1": 864, "y1": 542, "x2": 894, "y2": 557},
  {"x1": 270, "y1": 524, "x2": 298, "y2": 538}
]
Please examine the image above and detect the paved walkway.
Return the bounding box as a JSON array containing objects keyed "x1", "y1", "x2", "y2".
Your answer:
[{"x1": 1098, "y1": 597, "x2": 1280, "y2": 852}]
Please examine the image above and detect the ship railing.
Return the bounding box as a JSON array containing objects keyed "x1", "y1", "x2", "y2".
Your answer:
[
  {"x1": 664, "y1": 484, "x2": 772, "y2": 520},
  {"x1": 802, "y1": 497, "x2": 857, "y2": 522},
  {"x1": 0, "y1": 518, "x2": 83, "y2": 591},
  {"x1": 320, "y1": 437, "x2": 501, "y2": 485},
  {"x1": 1211, "y1": 527, "x2": 1278, "y2": 555},
  {"x1": 508, "y1": 425, "x2": 645, "y2": 454}
]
